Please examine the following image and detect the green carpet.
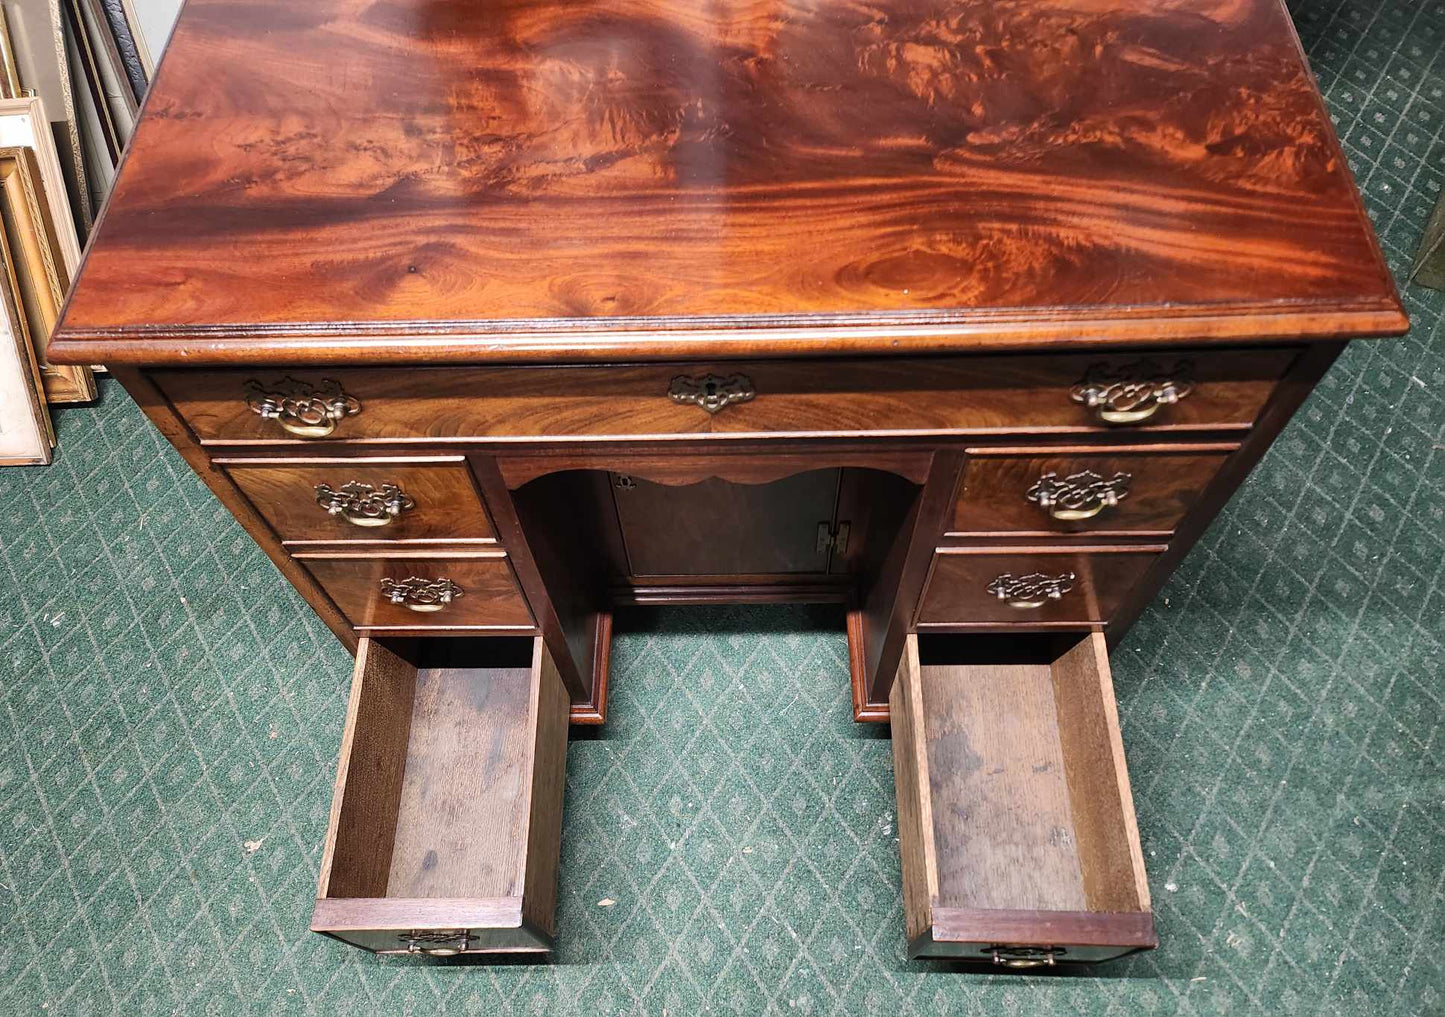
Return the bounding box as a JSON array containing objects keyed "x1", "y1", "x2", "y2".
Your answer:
[{"x1": 2, "y1": 0, "x2": 1442, "y2": 1013}]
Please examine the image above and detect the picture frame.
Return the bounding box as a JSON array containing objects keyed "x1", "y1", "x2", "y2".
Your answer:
[
  {"x1": 46, "y1": 0, "x2": 92, "y2": 230},
  {"x1": 62, "y1": 0, "x2": 131, "y2": 163},
  {"x1": 0, "y1": 7, "x2": 21, "y2": 99},
  {"x1": 4, "y1": 2, "x2": 92, "y2": 232},
  {"x1": 118, "y1": 0, "x2": 154, "y2": 77},
  {"x1": 0, "y1": 144, "x2": 94, "y2": 403},
  {"x1": 0, "y1": 99, "x2": 95, "y2": 402},
  {"x1": 0, "y1": 96, "x2": 83, "y2": 266},
  {"x1": 0, "y1": 218, "x2": 51, "y2": 466},
  {"x1": 89, "y1": 0, "x2": 147, "y2": 104},
  {"x1": 58, "y1": 0, "x2": 111, "y2": 213}
]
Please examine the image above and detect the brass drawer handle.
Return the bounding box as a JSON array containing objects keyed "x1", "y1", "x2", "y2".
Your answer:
[
  {"x1": 244, "y1": 376, "x2": 360, "y2": 438},
  {"x1": 402, "y1": 930, "x2": 469, "y2": 956},
  {"x1": 314, "y1": 481, "x2": 415, "y2": 528},
  {"x1": 986, "y1": 571, "x2": 1076, "y2": 609},
  {"x1": 668, "y1": 372, "x2": 755, "y2": 414},
  {"x1": 1070, "y1": 361, "x2": 1194, "y2": 425},
  {"x1": 990, "y1": 946, "x2": 1063, "y2": 968},
  {"x1": 380, "y1": 577, "x2": 464, "y2": 613},
  {"x1": 1026, "y1": 470, "x2": 1131, "y2": 522}
]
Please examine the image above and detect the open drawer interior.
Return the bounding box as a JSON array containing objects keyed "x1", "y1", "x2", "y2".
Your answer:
[
  {"x1": 312, "y1": 636, "x2": 569, "y2": 954},
  {"x1": 891, "y1": 631, "x2": 1155, "y2": 966}
]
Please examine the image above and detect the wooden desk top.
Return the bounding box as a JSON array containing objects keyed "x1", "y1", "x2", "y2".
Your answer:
[{"x1": 51, "y1": 0, "x2": 1406, "y2": 367}]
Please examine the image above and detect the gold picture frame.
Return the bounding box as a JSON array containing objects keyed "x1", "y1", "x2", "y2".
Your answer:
[
  {"x1": 0, "y1": 7, "x2": 21, "y2": 99},
  {"x1": 62, "y1": 0, "x2": 131, "y2": 164},
  {"x1": 0, "y1": 100, "x2": 94, "y2": 402},
  {"x1": 46, "y1": 0, "x2": 93, "y2": 230},
  {"x1": 3, "y1": 3, "x2": 92, "y2": 232},
  {"x1": 0, "y1": 96, "x2": 84, "y2": 266},
  {"x1": 0, "y1": 216, "x2": 51, "y2": 466},
  {"x1": 0, "y1": 145, "x2": 93, "y2": 403}
]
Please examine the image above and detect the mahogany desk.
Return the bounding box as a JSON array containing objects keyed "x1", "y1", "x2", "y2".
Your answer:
[{"x1": 51, "y1": 0, "x2": 1406, "y2": 967}]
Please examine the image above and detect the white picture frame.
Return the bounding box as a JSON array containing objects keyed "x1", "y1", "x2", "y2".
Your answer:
[
  {"x1": 0, "y1": 227, "x2": 51, "y2": 466},
  {"x1": 0, "y1": 94, "x2": 82, "y2": 269}
]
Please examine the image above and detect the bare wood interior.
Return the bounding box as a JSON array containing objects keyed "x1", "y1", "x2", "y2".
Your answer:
[
  {"x1": 314, "y1": 635, "x2": 569, "y2": 952},
  {"x1": 385, "y1": 661, "x2": 534, "y2": 897},
  {"x1": 322, "y1": 636, "x2": 542, "y2": 899},
  {"x1": 912, "y1": 632, "x2": 1148, "y2": 916}
]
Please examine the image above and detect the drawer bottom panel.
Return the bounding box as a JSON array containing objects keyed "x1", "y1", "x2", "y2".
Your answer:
[
  {"x1": 891, "y1": 632, "x2": 1156, "y2": 964},
  {"x1": 313, "y1": 636, "x2": 568, "y2": 954}
]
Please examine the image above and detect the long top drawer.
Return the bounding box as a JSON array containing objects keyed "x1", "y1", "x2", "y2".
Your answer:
[{"x1": 153, "y1": 350, "x2": 1295, "y2": 444}]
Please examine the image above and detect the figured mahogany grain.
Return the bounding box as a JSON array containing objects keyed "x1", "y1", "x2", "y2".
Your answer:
[
  {"x1": 950, "y1": 449, "x2": 1235, "y2": 538},
  {"x1": 297, "y1": 552, "x2": 535, "y2": 629},
  {"x1": 150, "y1": 350, "x2": 1293, "y2": 444},
  {"x1": 915, "y1": 547, "x2": 1162, "y2": 627},
  {"x1": 612, "y1": 470, "x2": 841, "y2": 576},
  {"x1": 222, "y1": 458, "x2": 495, "y2": 544},
  {"x1": 50, "y1": 0, "x2": 1405, "y2": 367}
]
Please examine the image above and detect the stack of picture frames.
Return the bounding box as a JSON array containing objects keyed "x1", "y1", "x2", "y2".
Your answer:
[{"x1": 0, "y1": 0, "x2": 152, "y2": 466}]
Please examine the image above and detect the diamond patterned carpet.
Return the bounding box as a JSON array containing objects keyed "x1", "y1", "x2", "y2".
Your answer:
[{"x1": 2, "y1": 0, "x2": 1444, "y2": 1013}]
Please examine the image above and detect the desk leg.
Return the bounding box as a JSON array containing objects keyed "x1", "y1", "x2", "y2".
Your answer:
[
  {"x1": 568, "y1": 612, "x2": 611, "y2": 725},
  {"x1": 854, "y1": 451, "x2": 965, "y2": 721},
  {"x1": 470, "y1": 455, "x2": 594, "y2": 703}
]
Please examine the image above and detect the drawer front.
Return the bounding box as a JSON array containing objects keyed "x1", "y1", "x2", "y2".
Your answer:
[
  {"x1": 299, "y1": 554, "x2": 534, "y2": 629},
  {"x1": 152, "y1": 349, "x2": 1294, "y2": 444},
  {"x1": 950, "y1": 450, "x2": 1233, "y2": 538},
  {"x1": 224, "y1": 458, "x2": 493, "y2": 543},
  {"x1": 916, "y1": 548, "x2": 1161, "y2": 626}
]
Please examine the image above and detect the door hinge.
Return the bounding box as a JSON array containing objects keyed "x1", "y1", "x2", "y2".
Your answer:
[{"x1": 816, "y1": 521, "x2": 850, "y2": 556}]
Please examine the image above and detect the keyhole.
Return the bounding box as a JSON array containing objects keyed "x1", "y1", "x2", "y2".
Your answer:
[{"x1": 614, "y1": 474, "x2": 636, "y2": 490}]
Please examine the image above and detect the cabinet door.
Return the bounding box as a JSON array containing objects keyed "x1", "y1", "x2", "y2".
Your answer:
[{"x1": 611, "y1": 470, "x2": 841, "y2": 577}]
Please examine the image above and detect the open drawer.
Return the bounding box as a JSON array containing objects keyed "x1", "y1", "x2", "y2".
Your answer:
[
  {"x1": 312, "y1": 635, "x2": 569, "y2": 954},
  {"x1": 891, "y1": 632, "x2": 1155, "y2": 966}
]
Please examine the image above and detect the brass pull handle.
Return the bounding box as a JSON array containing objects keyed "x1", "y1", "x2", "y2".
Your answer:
[
  {"x1": 380, "y1": 577, "x2": 464, "y2": 613},
  {"x1": 668, "y1": 372, "x2": 755, "y2": 414},
  {"x1": 244, "y1": 376, "x2": 360, "y2": 438},
  {"x1": 1052, "y1": 501, "x2": 1104, "y2": 521},
  {"x1": 315, "y1": 482, "x2": 416, "y2": 528},
  {"x1": 403, "y1": 931, "x2": 469, "y2": 956},
  {"x1": 1070, "y1": 361, "x2": 1193, "y2": 426},
  {"x1": 986, "y1": 572, "x2": 1076, "y2": 609},
  {"x1": 1026, "y1": 470, "x2": 1131, "y2": 522},
  {"x1": 1098, "y1": 402, "x2": 1161, "y2": 425},
  {"x1": 990, "y1": 946, "x2": 1062, "y2": 968}
]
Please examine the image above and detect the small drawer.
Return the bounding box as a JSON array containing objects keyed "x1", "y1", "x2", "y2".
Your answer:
[
  {"x1": 297, "y1": 552, "x2": 534, "y2": 630},
  {"x1": 313, "y1": 636, "x2": 568, "y2": 953},
  {"x1": 916, "y1": 547, "x2": 1161, "y2": 626},
  {"x1": 222, "y1": 457, "x2": 494, "y2": 544},
  {"x1": 151, "y1": 348, "x2": 1294, "y2": 444},
  {"x1": 891, "y1": 632, "x2": 1155, "y2": 964},
  {"x1": 949, "y1": 448, "x2": 1233, "y2": 538}
]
